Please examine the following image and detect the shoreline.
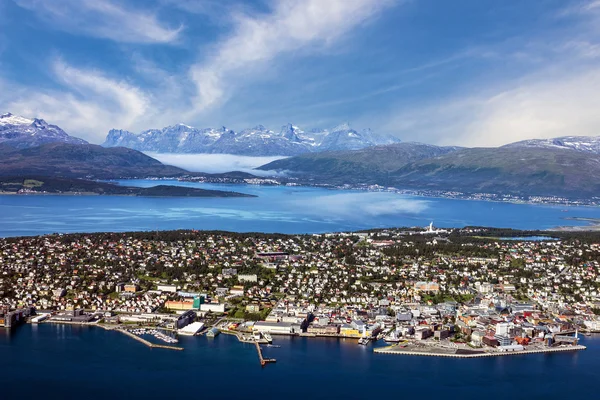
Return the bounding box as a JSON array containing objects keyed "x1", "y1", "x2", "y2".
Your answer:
[{"x1": 33, "y1": 321, "x2": 587, "y2": 361}]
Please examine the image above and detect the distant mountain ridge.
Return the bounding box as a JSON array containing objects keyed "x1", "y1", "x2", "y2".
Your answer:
[
  {"x1": 503, "y1": 135, "x2": 600, "y2": 154},
  {"x1": 0, "y1": 142, "x2": 187, "y2": 179},
  {"x1": 102, "y1": 122, "x2": 400, "y2": 156},
  {"x1": 0, "y1": 112, "x2": 88, "y2": 149},
  {"x1": 258, "y1": 142, "x2": 600, "y2": 199}
]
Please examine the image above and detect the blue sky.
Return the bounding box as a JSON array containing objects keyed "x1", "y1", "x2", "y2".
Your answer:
[{"x1": 1, "y1": 0, "x2": 600, "y2": 146}]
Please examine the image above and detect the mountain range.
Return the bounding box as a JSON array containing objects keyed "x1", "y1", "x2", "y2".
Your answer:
[
  {"x1": 258, "y1": 142, "x2": 600, "y2": 198},
  {"x1": 4, "y1": 111, "x2": 600, "y2": 200},
  {"x1": 102, "y1": 122, "x2": 400, "y2": 156}
]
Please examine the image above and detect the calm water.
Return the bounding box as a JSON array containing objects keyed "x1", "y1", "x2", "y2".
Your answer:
[
  {"x1": 1, "y1": 179, "x2": 599, "y2": 237},
  {"x1": 0, "y1": 324, "x2": 597, "y2": 399}
]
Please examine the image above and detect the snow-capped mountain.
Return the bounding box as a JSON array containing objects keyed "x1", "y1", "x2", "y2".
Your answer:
[
  {"x1": 504, "y1": 135, "x2": 600, "y2": 154},
  {"x1": 0, "y1": 112, "x2": 87, "y2": 149},
  {"x1": 102, "y1": 122, "x2": 400, "y2": 156},
  {"x1": 104, "y1": 124, "x2": 227, "y2": 153}
]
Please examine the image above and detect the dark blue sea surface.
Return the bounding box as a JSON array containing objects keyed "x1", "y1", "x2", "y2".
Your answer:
[
  {"x1": 0, "y1": 324, "x2": 597, "y2": 399},
  {"x1": 1, "y1": 180, "x2": 599, "y2": 237}
]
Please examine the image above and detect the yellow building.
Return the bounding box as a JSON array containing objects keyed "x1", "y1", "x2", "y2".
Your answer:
[
  {"x1": 124, "y1": 284, "x2": 138, "y2": 293},
  {"x1": 165, "y1": 300, "x2": 195, "y2": 311},
  {"x1": 340, "y1": 327, "x2": 361, "y2": 337}
]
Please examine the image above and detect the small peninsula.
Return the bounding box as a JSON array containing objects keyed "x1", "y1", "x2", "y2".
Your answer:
[{"x1": 0, "y1": 177, "x2": 254, "y2": 198}]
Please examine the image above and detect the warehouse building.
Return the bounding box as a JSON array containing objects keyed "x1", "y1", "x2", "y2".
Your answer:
[{"x1": 253, "y1": 321, "x2": 294, "y2": 335}]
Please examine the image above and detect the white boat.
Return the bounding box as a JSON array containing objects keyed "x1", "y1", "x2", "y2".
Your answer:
[{"x1": 263, "y1": 333, "x2": 273, "y2": 343}]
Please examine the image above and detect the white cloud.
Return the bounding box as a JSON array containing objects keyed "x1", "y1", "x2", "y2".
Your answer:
[
  {"x1": 381, "y1": 63, "x2": 600, "y2": 147},
  {"x1": 188, "y1": 0, "x2": 395, "y2": 113},
  {"x1": 3, "y1": 59, "x2": 151, "y2": 141},
  {"x1": 14, "y1": 0, "x2": 182, "y2": 44}
]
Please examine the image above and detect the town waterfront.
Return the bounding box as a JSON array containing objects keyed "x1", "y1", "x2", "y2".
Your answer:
[
  {"x1": 2, "y1": 180, "x2": 600, "y2": 237},
  {"x1": 0, "y1": 324, "x2": 598, "y2": 399}
]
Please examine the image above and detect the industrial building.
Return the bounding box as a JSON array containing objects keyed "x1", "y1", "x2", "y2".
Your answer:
[
  {"x1": 178, "y1": 321, "x2": 205, "y2": 336},
  {"x1": 157, "y1": 284, "x2": 178, "y2": 293},
  {"x1": 0, "y1": 307, "x2": 33, "y2": 328},
  {"x1": 199, "y1": 303, "x2": 225, "y2": 313},
  {"x1": 253, "y1": 321, "x2": 294, "y2": 335},
  {"x1": 415, "y1": 328, "x2": 433, "y2": 340},
  {"x1": 307, "y1": 324, "x2": 340, "y2": 335},
  {"x1": 175, "y1": 310, "x2": 196, "y2": 330}
]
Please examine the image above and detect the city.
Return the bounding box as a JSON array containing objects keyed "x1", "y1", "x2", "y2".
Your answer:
[{"x1": 1, "y1": 226, "x2": 596, "y2": 360}]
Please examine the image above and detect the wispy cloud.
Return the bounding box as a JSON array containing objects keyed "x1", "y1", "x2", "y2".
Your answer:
[
  {"x1": 3, "y1": 59, "x2": 151, "y2": 140},
  {"x1": 381, "y1": 66, "x2": 600, "y2": 147},
  {"x1": 14, "y1": 0, "x2": 182, "y2": 44},
  {"x1": 188, "y1": 0, "x2": 395, "y2": 114},
  {"x1": 376, "y1": 0, "x2": 600, "y2": 147}
]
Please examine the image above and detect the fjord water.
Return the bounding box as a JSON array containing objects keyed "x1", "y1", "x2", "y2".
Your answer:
[
  {"x1": 1, "y1": 324, "x2": 598, "y2": 399},
  {"x1": 1, "y1": 179, "x2": 600, "y2": 237}
]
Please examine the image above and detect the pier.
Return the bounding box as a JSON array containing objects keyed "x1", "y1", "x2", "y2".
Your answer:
[{"x1": 255, "y1": 342, "x2": 276, "y2": 366}]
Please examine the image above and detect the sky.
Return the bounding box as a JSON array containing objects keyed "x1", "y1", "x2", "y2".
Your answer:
[{"x1": 2, "y1": 0, "x2": 600, "y2": 147}]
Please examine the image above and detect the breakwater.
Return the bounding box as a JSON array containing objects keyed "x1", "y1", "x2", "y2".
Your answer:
[{"x1": 374, "y1": 345, "x2": 587, "y2": 358}]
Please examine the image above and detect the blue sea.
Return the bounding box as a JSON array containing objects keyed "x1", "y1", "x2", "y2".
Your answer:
[
  {"x1": 2, "y1": 181, "x2": 600, "y2": 397},
  {"x1": 1, "y1": 324, "x2": 598, "y2": 399},
  {"x1": 1, "y1": 179, "x2": 599, "y2": 237}
]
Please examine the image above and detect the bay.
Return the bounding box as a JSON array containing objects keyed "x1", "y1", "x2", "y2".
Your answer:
[
  {"x1": 1, "y1": 179, "x2": 599, "y2": 237},
  {"x1": 1, "y1": 324, "x2": 597, "y2": 399}
]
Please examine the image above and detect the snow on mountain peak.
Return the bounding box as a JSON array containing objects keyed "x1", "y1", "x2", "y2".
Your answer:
[
  {"x1": 0, "y1": 112, "x2": 34, "y2": 126},
  {"x1": 504, "y1": 135, "x2": 600, "y2": 154},
  {"x1": 332, "y1": 122, "x2": 351, "y2": 132},
  {"x1": 0, "y1": 112, "x2": 87, "y2": 148},
  {"x1": 102, "y1": 121, "x2": 397, "y2": 156}
]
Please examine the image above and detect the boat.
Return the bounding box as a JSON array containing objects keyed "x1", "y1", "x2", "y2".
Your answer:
[
  {"x1": 265, "y1": 344, "x2": 280, "y2": 348},
  {"x1": 206, "y1": 327, "x2": 220, "y2": 337},
  {"x1": 263, "y1": 332, "x2": 273, "y2": 343},
  {"x1": 358, "y1": 337, "x2": 370, "y2": 345}
]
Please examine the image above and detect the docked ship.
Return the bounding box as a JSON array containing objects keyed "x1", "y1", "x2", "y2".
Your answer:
[{"x1": 262, "y1": 332, "x2": 273, "y2": 343}]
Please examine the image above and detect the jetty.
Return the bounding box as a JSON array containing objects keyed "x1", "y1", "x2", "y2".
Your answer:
[{"x1": 255, "y1": 341, "x2": 276, "y2": 366}]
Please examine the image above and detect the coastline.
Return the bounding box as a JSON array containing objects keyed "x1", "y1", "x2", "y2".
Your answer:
[{"x1": 33, "y1": 320, "x2": 587, "y2": 361}]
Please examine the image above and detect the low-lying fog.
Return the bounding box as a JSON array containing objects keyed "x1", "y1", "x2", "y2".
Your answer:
[{"x1": 146, "y1": 153, "x2": 286, "y2": 176}]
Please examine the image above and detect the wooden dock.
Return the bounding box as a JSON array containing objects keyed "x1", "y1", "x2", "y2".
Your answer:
[{"x1": 255, "y1": 342, "x2": 276, "y2": 366}]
